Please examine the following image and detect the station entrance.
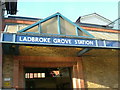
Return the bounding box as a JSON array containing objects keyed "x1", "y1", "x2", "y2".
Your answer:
[
  {"x1": 1, "y1": 12, "x2": 119, "y2": 89},
  {"x1": 12, "y1": 46, "x2": 83, "y2": 89},
  {"x1": 25, "y1": 67, "x2": 72, "y2": 89}
]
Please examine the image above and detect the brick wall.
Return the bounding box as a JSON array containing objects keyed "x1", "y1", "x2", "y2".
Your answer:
[
  {"x1": 2, "y1": 46, "x2": 119, "y2": 89},
  {"x1": 0, "y1": 5, "x2": 2, "y2": 84},
  {"x1": 2, "y1": 55, "x2": 14, "y2": 88},
  {"x1": 82, "y1": 49, "x2": 118, "y2": 89},
  {"x1": 0, "y1": 44, "x2": 2, "y2": 88}
]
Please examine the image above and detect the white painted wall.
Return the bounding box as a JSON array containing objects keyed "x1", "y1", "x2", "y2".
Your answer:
[{"x1": 80, "y1": 14, "x2": 113, "y2": 26}]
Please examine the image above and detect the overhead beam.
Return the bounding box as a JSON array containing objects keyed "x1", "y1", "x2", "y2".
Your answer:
[
  {"x1": 14, "y1": 56, "x2": 78, "y2": 63},
  {"x1": 22, "y1": 62, "x2": 76, "y2": 68},
  {"x1": 78, "y1": 48, "x2": 92, "y2": 56}
]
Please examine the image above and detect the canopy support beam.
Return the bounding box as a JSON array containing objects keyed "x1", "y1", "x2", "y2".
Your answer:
[{"x1": 78, "y1": 48, "x2": 92, "y2": 56}]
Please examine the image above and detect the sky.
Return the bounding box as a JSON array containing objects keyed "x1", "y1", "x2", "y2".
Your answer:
[{"x1": 7, "y1": 0, "x2": 120, "y2": 22}]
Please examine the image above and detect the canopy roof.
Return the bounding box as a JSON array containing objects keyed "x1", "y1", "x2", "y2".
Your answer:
[
  {"x1": 1, "y1": 13, "x2": 120, "y2": 49},
  {"x1": 17, "y1": 12, "x2": 95, "y2": 39}
]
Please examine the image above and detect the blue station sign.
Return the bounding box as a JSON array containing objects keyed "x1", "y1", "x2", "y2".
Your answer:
[
  {"x1": 1, "y1": 33, "x2": 120, "y2": 49},
  {"x1": 17, "y1": 35, "x2": 96, "y2": 46}
]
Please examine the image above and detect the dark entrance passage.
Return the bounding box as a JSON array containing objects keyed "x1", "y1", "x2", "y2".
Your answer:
[{"x1": 25, "y1": 67, "x2": 72, "y2": 89}]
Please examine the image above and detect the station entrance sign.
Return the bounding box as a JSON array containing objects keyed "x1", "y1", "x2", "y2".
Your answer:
[{"x1": 1, "y1": 33, "x2": 120, "y2": 49}]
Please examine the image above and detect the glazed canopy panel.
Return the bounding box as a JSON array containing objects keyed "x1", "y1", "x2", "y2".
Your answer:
[
  {"x1": 4, "y1": 24, "x2": 29, "y2": 33},
  {"x1": 60, "y1": 17, "x2": 76, "y2": 35},
  {"x1": 78, "y1": 28, "x2": 89, "y2": 37},
  {"x1": 4, "y1": 13, "x2": 94, "y2": 39},
  {"x1": 7, "y1": 25, "x2": 17, "y2": 33},
  {"x1": 25, "y1": 25, "x2": 39, "y2": 33},
  {"x1": 41, "y1": 17, "x2": 58, "y2": 34}
]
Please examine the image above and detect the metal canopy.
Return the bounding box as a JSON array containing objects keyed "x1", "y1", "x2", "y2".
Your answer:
[
  {"x1": 17, "y1": 12, "x2": 95, "y2": 38},
  {"x1": 0, "y1": 12, "x2": 120, "y2": 57}
]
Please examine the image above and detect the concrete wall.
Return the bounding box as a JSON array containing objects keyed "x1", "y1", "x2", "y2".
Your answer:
[{"x1": 82, "y1": 49, "x2": 118, "y2": 89}]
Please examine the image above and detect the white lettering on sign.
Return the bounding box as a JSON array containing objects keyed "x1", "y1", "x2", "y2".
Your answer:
[
  {"x1": 75, "y1": 40, "x2": 94, "y2": 45},
  {"x1": 19, "y1": 37, "x2": 51, "y2": 43},
  {"x1": 53, "y1": 38, "x2": 71, "y2": 44},
  {"x1": 18, "y1": 36, "x2": 95, "y2": 46}
]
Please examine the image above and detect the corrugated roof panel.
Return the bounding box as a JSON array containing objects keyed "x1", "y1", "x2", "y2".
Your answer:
[{"x1": 88, "y1": 31, "x2": 119, "y2": 41}]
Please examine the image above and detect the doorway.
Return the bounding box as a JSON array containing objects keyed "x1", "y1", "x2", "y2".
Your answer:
[{"x1": 25, "y1": 67, "x2": 72, "y2": 89}]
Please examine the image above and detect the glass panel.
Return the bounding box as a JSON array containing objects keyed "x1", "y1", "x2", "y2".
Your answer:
[
  {"x1": 18, "y1": 25, "x2": 29, "y2": 31},
  {"x1": 41, "y1": 17, "x2": 58, "y2": 34},
  {"x1": 34, "y1": 73, "x2": 38, "y2": 78},
  {"x1": 41, "y1": 73, "x2": 45, "y2": 78},
  {"x1": 25, "y1": 25, "x2": 39, "y2": 33},
  {"x1": 27, "y1": 73, "x2": 29, "y2": 78},
  {"x1": 60, "y1": 17, "x2": 76, "y2": 35},
  {"x1": 25, "y1": 73, "x2": 28, "y2": 78},
  {"x1": 38, "y1": 73, "x2": 41, "y2": 78},
  {"x1": 78, "y1": 28, "x2": 83, "y2": 36},
  {"x1": 7, "y1": 25, "x2": 17, "y2": 33},
  {"x1": 30, "y1": 73, "x2": 33, "y2": 78},
  {"x1": 78, "y1": 28, "x2": 89, "y2": 36}
]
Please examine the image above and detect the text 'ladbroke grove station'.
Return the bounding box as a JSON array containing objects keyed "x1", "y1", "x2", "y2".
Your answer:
[{"x1": 18, "y1": 36, "x2": 94, "y2": 45}]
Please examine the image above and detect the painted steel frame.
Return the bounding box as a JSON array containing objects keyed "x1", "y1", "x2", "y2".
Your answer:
[
  {"x1": 17, "y1": 12, "x2": 95, "y2": 38},
  {"x1": 78, "y1": 48, "x2": 92, "y2": 56}
]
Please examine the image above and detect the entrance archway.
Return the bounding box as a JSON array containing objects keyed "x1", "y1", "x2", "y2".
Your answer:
[
  {"x1": 25, "y1": 67, "x2": 72, "y2": 89},
  {"x1": 13, "y1": 56, "x2": 85, "y2": 89}
]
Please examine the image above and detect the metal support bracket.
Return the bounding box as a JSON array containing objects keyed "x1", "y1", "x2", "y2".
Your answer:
[{"x1": 78, "y1": 48, "x2": 92, "y2": 56}]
